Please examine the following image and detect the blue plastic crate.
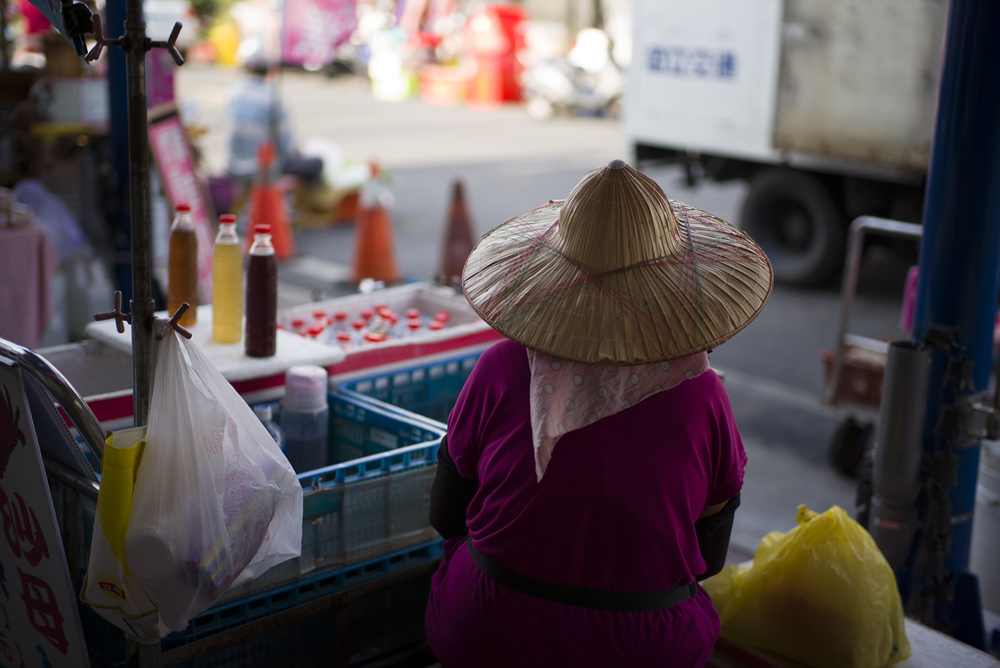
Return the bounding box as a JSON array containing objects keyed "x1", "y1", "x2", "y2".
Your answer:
[
  {"x1": 336, "y1": 350, "x2": 483, "y2": 423},
  {"x1": 164, "y1": 539, "x2": 443, "y2": 647},
  {"x1": 80, "y1": 540, "x2": 443, "y2": 667},
  {"x1": 220, "y1": 390, "x2": 445, "y2": 600}
]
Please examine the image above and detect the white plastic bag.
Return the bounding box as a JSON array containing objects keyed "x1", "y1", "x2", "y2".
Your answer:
[{"x1": 125, "y1": 329, "x2": 302, "y2": 633}]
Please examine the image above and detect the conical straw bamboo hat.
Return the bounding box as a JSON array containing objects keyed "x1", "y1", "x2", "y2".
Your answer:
[{"x1": 462, "y1": 159, "x2": 774, "y2": 365}]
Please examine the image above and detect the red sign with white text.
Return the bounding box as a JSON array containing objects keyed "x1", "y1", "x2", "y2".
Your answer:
[{"x1": 0, "y1": 360, "x2": 90, "y2": 667}]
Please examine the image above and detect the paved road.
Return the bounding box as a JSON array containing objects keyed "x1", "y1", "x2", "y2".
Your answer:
[{"x1": 175, "y1": 63, "x2": 916, "y2": 552}]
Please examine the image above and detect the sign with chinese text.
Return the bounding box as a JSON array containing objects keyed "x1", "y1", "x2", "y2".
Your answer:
[
  {"x1": 0, "y1": 359, "x2": 89, "y2": 667},
  {"x1": 148, "y1": 104, "x2": 216, "y2": 303}
]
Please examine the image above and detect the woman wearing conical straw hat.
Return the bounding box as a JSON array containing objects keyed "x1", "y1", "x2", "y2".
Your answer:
[{"x1": 425, "y1": 160, "x2": 773, "y2": 667}]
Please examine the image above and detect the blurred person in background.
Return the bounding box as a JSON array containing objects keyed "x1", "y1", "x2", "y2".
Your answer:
[
  {"x1": 425, "y1": 160, "x2": 774, "y2": 667},
  {"x1": 225, "y1": 43, "x2": 321, "y2": 211}
]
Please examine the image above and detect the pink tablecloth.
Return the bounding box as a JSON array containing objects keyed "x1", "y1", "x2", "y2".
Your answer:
[{"x1": 0, "y1": 225, "x2": 56, "y2": 349}]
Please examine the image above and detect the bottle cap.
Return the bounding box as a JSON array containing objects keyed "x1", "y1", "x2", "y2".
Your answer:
[
  {"x1": 429, "y1": 321, "x2": 444, "y2": 331},
  {"x1": 313, "y1": 310, "x2": 327, "y2": 320},
  {"x1": 282, "y1": 365, "x2": 328, "y2": 411},
  {"x1": 406, "y1": 308, "x2": 421, "y2": 320},
  {"x1": 219, "y1": 214, "x2": 237, "y2": 224},
  {"x1": 360, "y1": 309, "x2": 374, "y2": 320},
  {"x1": 254, "y1": 224, "x2": 272, "y2": 235},
  {"x1": 253, "y1": 403, "x2": 274, "y2": 422},
  {"x1": 336, "y1": 332, "x2": 352, "y2": 342},
  {"x1": 364, "y1": 331, "x2": 387, "y2": 343},
  {"x1": 176, "y1": 204, "x2": 191, "y2": 212},
  {"x1": 334, "y1": 311, "x2": 348, "y2": 321}
]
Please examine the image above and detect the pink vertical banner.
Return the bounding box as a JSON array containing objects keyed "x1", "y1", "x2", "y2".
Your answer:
[
  {"x1": 148, "y1": 103, "x2": 216, "y2": 303},
  {"x1": 281, "y1": 0, "x2": 357, "y2": 70},
  {"x1": 147, "y1": 49, "x2": 177, "y2": 109}
]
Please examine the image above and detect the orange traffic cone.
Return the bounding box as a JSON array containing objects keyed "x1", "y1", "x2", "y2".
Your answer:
[
  {"x1": 245, "y1": 141, "x2": 295, "y2": 261},
  {"x1": 351, "y1": 162, "x2": 400, "y2": 284},
  {"x1": 437, "y1": 179, "x2": 475, "y2": 287}
]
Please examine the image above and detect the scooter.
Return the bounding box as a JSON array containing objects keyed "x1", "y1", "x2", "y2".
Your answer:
[{"x1": 519, "y1": 28, "x2": 625, "y2": 120}]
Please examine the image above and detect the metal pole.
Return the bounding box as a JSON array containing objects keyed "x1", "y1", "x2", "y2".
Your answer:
[
  {"x1": 870, "y1": 340, "x2": 931, "y2": 570},
  {"x1": 124, "y1": 0, "x2": 155, "y2": 427},
  {"x1": 908, "y1": 0, "x2": 1000, "y2": 645}
]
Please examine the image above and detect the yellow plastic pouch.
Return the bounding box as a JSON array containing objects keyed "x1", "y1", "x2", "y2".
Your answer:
[
  {"x1": 702, "y1": 505, "x2": 911, "y2": 668},
  {"x1": 80, "y1": 427, "x2": 167, "y2": 642}
]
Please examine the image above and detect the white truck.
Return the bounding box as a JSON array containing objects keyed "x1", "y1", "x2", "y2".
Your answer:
[{"x1": 625, "y1": 0, "x2": 947, "y2": 286}]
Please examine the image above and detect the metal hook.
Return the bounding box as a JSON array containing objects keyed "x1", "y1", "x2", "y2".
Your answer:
[
  {"x1": 155, "y1": 304, "x2": 194, "y2": 340},
  {"x1": 84, "y1": 11, "x2": 185, "y2": 66},
  {"x1": 150, "y1": 22, "x2": 186, "y2": 66},
  {"x1": 85, "y1": 13, "x2": 111, "y2": 62},
  {"x1": 93, "y1": 290, "x2": 131, "y2": 333}
]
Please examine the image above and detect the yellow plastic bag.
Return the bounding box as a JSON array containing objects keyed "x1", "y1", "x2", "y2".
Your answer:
[
  {"x1": 80, "y1": 428, "x2": 168, "y2": 642},
  {"x1": 702, "y1": 505, "x2": 911, "y2": 668}
]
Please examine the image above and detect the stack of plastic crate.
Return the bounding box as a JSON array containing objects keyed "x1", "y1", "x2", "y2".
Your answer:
[{"x1": 77, "y1": 389, "x2": 447, "y2": 666}]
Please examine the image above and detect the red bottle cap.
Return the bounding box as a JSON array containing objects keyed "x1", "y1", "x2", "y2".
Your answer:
[
  {"x1": 364, "y1": 331, "x2": 387, "y2": 343},
  {"x1": 336, "y1": 332, "x2": 352, "y2": 342},
  {"x1": 429, "y1": 321, "x2": 444, "y2": 331},
  {"x1": 407, "y1": 320, "x2": 421, "y2": 331},
  {"x1": 306, "y1": 324, "x2": 325, "y2": 337},
  {"x1": 176, "y1": 204, "x2": 191, "y2": 212},
  {"x1": 335, "y1": 311, "x2": 348, "y2": 321},
  {"x1": 360, "y1": 309, "x2": 374, "y2": 320},
  {"x1": 352, "y1": 319, "x2": 366, "y2": 331},
  {"x1": 219, "y1": 214, "x2": 236, "y2": 224},
  {"x1": 313, "y1": 310, "x2": 327, "y2": 320},
  {"x1": 254, "y1": 224, "x2": 271, "y2": 235},
  {"x1": 406, "y1": 308, "x2": 421, "y2": 319},
  {"x1": 292, "y1": 318, "x2": 305, "y2": 329},
  {"x1": 433, "y1": 310, "x2": 451, "y2": 323}
]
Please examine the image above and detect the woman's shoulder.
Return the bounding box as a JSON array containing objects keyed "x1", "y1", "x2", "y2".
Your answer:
[
  {"x1": 468, "y1": 339, "x2": 530, "y2": 387},
  {"x1": 478, "y1": 338, "x2": 527, "y2": 365}
]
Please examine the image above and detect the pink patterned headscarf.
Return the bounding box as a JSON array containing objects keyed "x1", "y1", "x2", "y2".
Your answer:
[{"x1": 527, "y1": 349, "x2": 711, "y2": 481}]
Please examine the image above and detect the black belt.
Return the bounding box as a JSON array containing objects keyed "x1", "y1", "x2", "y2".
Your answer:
[{"x1": 466, "y1": 536, "x2": 697, "y2": 612}]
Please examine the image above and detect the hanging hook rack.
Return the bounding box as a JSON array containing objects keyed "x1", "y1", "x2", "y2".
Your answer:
[
  {"x1": 83, "y1": 11, "x2": 186, "y2": 66},
  {"x1": 155, "y1": 304, "x2": 194, "y2": 340},
  {"x1": 93, "y1": 290, "x2": 132, "y2": 333}
]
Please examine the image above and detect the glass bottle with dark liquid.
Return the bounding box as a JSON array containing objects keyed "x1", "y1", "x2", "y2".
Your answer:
[{"x1": 245, "y1": 224, "x2": 277, "y2": 357}]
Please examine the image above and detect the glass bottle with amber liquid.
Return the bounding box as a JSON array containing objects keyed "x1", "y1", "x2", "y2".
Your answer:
[
  {"x1": 167, "y1": 203, "x2": 198, "y2": 326},
  {"x1": 212, "y1": 214, "x2": 243, "y2": 343},
  {"x1": 245, "y1": 224, "x2": 277, "y2": 357}
]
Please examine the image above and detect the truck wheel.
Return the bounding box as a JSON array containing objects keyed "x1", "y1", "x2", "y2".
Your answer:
[{"x1": 740, "y1": 169, "x2": 847, "y2": 286}]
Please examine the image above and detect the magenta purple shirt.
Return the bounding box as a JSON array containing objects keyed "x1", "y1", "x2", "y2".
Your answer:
[{"x1": 425, "y1": 339, "x2": 747, "y2": 667}]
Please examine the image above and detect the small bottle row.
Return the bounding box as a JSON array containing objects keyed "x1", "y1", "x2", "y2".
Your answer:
[
  {"x1": 167, "y1": 205, "x2": 279, "y2": 357},
  {"x1": 282, "y1": 305, "x2": 454, "y2": 349}
]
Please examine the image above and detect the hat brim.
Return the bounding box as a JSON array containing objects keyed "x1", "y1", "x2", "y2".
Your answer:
[{"x1": 463, "y1": 199, "x2": 774, "y2": 365}]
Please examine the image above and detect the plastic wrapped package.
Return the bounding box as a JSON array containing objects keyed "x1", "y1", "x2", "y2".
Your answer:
[{"x1": 702, "y1": 505, "x2": 911, "y2": 668}]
